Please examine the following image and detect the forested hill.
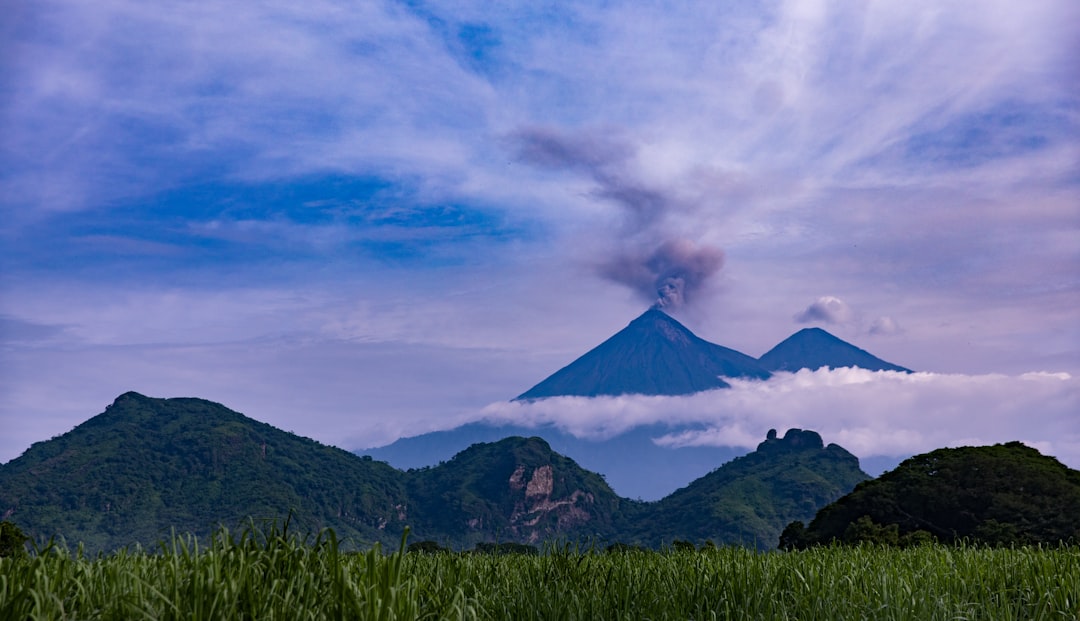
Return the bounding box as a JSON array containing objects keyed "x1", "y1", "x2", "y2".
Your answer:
[
  {"x1": 0, "y1": 392, "x2": 410, "y2": 552},
  {"x1": 1, "y1": 392, "x2": 866, "y2": 553},
  {"x1": 635, "y1": 429, "x2": 869, "y2": 548},
  {"x1": 783, "y1": 442, "x2": 1080, "y2": 547},
  {"x1": 405, "y1": 436, "x2": 635, "y2": 546}
]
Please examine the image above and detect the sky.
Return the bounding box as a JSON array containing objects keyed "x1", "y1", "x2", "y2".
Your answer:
[{"x1": 2, "y1": 0, "x2": 1078, "y2": 469}]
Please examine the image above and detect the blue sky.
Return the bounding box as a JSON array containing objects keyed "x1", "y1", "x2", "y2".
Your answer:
[{"x1": 2, "y1": 0, "x2": 1078, "y2": 467}]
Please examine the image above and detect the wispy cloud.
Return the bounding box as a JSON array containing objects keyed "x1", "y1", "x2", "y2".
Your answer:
[
  {"x1": 1, "y1": 0, "x2": 1076, "y2": 462},
  {"x1": 479, "y1": 368, "x2": 1080, "y2": 468}
]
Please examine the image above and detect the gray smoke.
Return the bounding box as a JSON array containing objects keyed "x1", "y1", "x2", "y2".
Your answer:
[
  {"x1": 513, "y1": 126, "x2": 725, "y2": 310},
  {"x1": 513, "y1": 127, "x2": 668, "y2": 228},
  {"x1": 599, "y1": 239, "x2": 725, "y2": 309},
  {"x1": 513, "y1": 126, "x2": 631, "y2": 175}
]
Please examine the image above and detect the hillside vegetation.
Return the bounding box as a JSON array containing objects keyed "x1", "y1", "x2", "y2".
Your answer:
[
  {"x1": 0, "y1": 393, "x2": 408, "y2": 552},
  {"x1": 0, "y1": 393, "x2": 865, "y2": 553},
  {"x1": 782, "y1": 442, "x2": 1080, "y2": 548},
  {"x1": 639, "y1": 429, "x2": 869, "y2": 549}
]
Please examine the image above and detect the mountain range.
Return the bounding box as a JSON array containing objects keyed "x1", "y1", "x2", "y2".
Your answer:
[
  {"x1": 517, "y1": 309, "x2": 908, "y2": 399},
  {"x1": 365, "y1": 309, "x2": 911, "y2": 499},
  {"x1": 0, "y1": 392, "x2": 867, "y2": 554},
  {"x1": 516, "y1": 308, "x2": 772, "y2": 399}
]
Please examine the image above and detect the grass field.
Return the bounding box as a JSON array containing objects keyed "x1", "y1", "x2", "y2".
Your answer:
[{"x1": 2, "y1": 526, "x2": 1078, "y2": 620}]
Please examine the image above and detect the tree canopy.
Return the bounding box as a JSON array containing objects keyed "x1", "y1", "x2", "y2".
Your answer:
[{"x1": 782, "y1": 442, "x2": 1080, "y2": 548}]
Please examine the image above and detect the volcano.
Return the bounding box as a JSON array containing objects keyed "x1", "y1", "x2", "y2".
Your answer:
[
  {"x1": 515, "y1": 309, "x2": 771, "y2": 400},
  {"x1": 757, "y1": 327, "x2": 912, "y2": 373}
]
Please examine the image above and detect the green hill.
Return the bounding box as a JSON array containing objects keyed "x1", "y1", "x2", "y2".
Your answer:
[
  {"x1": 785, "y1": 442, "x2": 1080, "y2": 547},
  {"x1": 635, "y1": 429, "x2": 869, "y2": 548},
  {"x1": 406, "y1": 436, "x2": 636, "y2": 546},
  {"x1": 1, "y1": 393, "x2": 867, "y2": 553},
  {"x1": 0, "y1": 392, "x2": 409, "y2": 551}
]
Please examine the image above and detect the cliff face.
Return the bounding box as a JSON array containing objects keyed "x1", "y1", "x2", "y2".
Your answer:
[
  {"x1": 507, "y1": 464, "x2": 594, "y2": 541},
  {"x1": 405, "y1": 436, "x2": 630, "y2": 545}
]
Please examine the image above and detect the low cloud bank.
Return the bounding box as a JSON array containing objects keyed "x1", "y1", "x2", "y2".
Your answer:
[{"x1": 479, "y1": 368, "x2": 1079, "y2": 468}]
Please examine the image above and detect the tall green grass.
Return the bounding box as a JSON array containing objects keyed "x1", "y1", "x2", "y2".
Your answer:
[{"x1": 2, "y1": 528, "x2": 1077, "y2": 620}]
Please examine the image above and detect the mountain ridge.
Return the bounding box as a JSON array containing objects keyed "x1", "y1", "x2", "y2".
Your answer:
[
  {"x1": 637, "y1": 429, "x2": 869, "y2": 548},
  {"x1": 370, "y1": 313, "x2": 912, "y2": 500},
  {"x1": 0, "y1": 392, "x2": 867, "y2": 553}
]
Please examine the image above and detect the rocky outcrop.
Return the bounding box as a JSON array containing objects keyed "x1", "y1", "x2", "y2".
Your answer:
[{"x1": 507, "y1": 464, "x2": 595, "y2": 541}]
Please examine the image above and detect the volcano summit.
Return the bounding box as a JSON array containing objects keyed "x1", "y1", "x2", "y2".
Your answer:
[
  {"x1": 367, "y1": 309, "x2": 913, "y2": 499},
  {"x1": 516, "y1": 309, "x2": 912, "y2": 401},
  {"x1": 516, "y1": 309, "x2": 772, "y2": 400}
]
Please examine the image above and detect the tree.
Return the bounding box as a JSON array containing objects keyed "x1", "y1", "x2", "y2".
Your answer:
[
  {"x1": 778, "y1": 521, "x2": 808, "y2": 550},
  {"x1": 0, "y1": 521, "x2": 28, "y2": 557},
  {"x1": 671, "y1": 539, "x2": 696, "y2": 552},
  {"x1": 843, "y1": 515, "x2": 898, "y2": 546},
  {"x1": 407, "y1": 540, "x2": 450, "y2": 554}
]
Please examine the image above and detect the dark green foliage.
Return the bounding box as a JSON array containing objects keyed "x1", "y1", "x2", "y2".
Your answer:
[
  {"x1": 0, "y1": 520, "x2": 28, "y2": 557},
  {"x1": 0, "y1": 392, "x2": 409, "y2": 553},
  {"x1": 778, "y1": 520, "x2": 807, "y2": 551},
  {"x1": 406, "y1": 540, "x2": 451, "y2": 553},
  {"x1": 843, "y1": 515, "x2": 899, "y2": 546},
  {"x1": 605, "y1": 542, "x2": 648, "y2": 553},
  {"x1": 405, "y1": 436, "x2": 634, "y2": 546},
  {"x1": 671, "y1": 539, "x2": 696, "y2": 551},
  {"x1": 0, "y1": 393, "x2": 868, "y2": 554},
  {"x1": 472, "y1": 541, "x2": 539, "y2": 555},
  {"x1": 637, "y1": 429, "x2": 870, "y2": 549},
  {"x1": 791, "y1": 442, "x2": 1080, "y2": 547}
]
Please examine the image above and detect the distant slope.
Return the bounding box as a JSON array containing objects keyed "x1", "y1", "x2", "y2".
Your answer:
[
  {"x1": 362, "y1": 422, "x2": 746, "y2": 501},
  {"x1": 517, "y1": 309, "x2": 771, "y2": 399},
  {"x1": 0, "y1": 392, "x2": 410, "y2": 552},
  {"x1": 635, "y1": 429, "x2": 869, "y2": 549},
  {"x1": 791, "y1": 442, "x2": 1080, "y2": 546},
  {"x1": 758, "y1": 327, "x2": 912, "y2": 372},
  {"x1": 405, "y1": 436, "x2": 635, "y2": 545}
]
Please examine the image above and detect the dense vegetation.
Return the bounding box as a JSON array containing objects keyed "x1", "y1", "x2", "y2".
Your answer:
[
  {"x1": 637, "y1": 429, "x2": 869, "y2": 548},
  {"x1": 0, "y1": 392, "x2": 409, "y2": 552},
  {"x1": 1, "y1": 393, "x2": 866, "y2": 554},
  {"x1": 2, "y1": 526, "x2": 1077, "y2": 620},
  {"x1": 782, "y1": 442, "x2": 1080, "y2": 548},
  {"x1": 405, "y1": 436, "x2": 633, "y2": 547}
]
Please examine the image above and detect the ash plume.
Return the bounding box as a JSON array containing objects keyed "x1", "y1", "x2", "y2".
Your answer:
[
  {"x1": 600, "y1": 239, "x2": 724, "y2": 309},
  {"x1": 513, "y1": 126, "x2": 725, "y2": 310}
]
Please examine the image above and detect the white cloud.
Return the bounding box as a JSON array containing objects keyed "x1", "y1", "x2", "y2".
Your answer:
[
  {"x1": 869, "y1": 316, "x2": 902, "y2": 335},
  {"x1": 479, "y1": 368, "x2": 1080, "y2": 468},
  {"x1": 1, "y1": 0, "x2": 1076, "y2": 467},
  {"x1": 794, "y1": 296, "x2": 854, "y2": 325}
]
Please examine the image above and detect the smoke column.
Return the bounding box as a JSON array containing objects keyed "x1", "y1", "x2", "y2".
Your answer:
[
  {"x1": 600, "y1": 239, "x2": 724, "y2": 309},
  {"x1": 513, "y1": 126, "x2": 725, "y2": 310}
]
